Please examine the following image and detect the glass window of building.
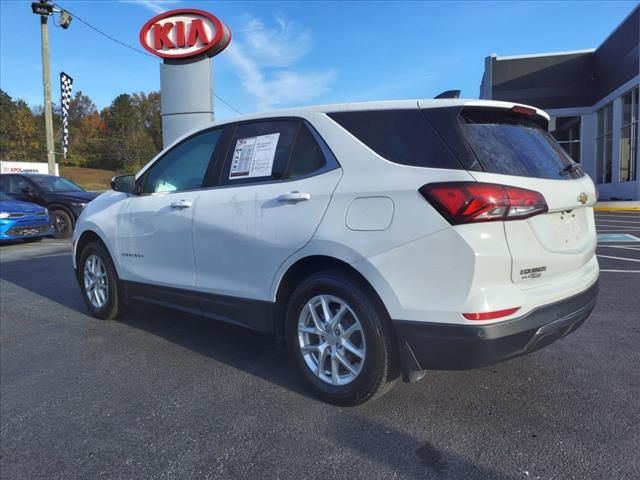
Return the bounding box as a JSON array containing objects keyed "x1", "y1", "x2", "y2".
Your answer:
[
  {"x1": 596, "y1": 103, "x2": 613, "y2": 184},
  {"x1": 551, "y1": 116, "x2": 581, "y2": 163},
  {"x1": 620, "y1": 87, "x2": 638, "y2": 182}
]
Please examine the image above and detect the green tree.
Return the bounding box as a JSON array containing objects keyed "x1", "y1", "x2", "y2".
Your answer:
[
  {"x1": 132, "y1": 91, "x2": 163, "y2": 151},
  {"x1": 1, "y1": 88, "x2": 163, "y2": 172},
  {"x1": 74, "y1": 112, "x2": 107, "y2": 168},
  {"x1": 103, "y1": 94, "x2": 156, "y2": 171},
  {"x1": 13, "y1": 101, "x2": 40, "y2": 160},
  {"x1": 33, "y1": 102, "x2": 61, "y2": 161},
  {"x1": 68, "y1": 91, "x2": 97, "y2": 126},
  {"x1": 0, "y1": 89, "x2": 15, "y2": 159},
  {"x1": 0, "y1": 90, "x2": 42, "y2": 161},
  {"x1": 64, "y1": 91, "x2": 99, "y2": 166}
]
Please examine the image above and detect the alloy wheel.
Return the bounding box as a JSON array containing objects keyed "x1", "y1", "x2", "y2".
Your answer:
[
  {"x1": 297, "y1": 294, "x2": 366, "y2": 386},
  {"x1": 83, "y1": 254, "x2": 109, "y2": 309}
]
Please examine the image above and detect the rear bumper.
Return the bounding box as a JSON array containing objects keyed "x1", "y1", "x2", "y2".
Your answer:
[{"x1": 394, "y1": 281, "x2": 598, "y2": 372}]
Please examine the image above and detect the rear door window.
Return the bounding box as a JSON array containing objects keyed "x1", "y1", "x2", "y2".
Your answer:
[
  {"x1": 219, "y1": 120, "x2": 298, "y2": 186},
  {"x1": 461, "y1": 109, "x2": 582, "y2": 179},
  {"x1": 328, "y1": 109, "x2": 462, "y2": 169}
]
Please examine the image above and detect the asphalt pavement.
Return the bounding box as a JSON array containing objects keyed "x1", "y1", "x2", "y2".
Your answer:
[{"x1": 1, "y1": 214, "x2": 639, "y2": 480}]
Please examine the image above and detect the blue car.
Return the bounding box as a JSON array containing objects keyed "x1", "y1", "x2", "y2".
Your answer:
[{"x1": 0, "y1": 192, "x2": 53, "y2": 242}]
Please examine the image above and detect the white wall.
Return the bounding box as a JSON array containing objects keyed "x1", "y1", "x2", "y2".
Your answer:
[{"x1": 580, "y1": 113, "x2": 597, "y2": 183}]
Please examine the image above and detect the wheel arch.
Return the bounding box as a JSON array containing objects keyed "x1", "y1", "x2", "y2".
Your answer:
[
  {"x1": 75, "y1": 229, "x2": 120, "y2": 277},
  {"x1": 272, "y1": 255, "x2": 391, "y2": 338}
]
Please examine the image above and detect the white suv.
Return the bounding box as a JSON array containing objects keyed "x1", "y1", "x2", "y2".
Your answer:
[{"x1": 73, "y1": 99, "x2": 599, "y2": 405}]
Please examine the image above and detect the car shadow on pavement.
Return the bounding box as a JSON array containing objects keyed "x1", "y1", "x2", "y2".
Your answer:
[
  {"x1": 320, "y1": 414, "x2": 517, "y2": 480},
  {"x1": 0, "y1": 254, "x2": 308, "y2": 397},
  {"x1": 124, "y1": 302, "x2": 309, "y2": 393},
  {"x1": 1, "y1": 253, "x2": 526, "y2": 478}
]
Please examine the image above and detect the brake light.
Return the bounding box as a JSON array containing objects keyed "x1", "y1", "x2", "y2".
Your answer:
[
  {"x1": 511, "y1": 105, "x2": 537, "y2": 117},
  {"x1": 419, "y1": 182, "x2": 548, "y2": 225},
  {"x1": 463, "y1": 307, "x2": 521, "y2": 321}
]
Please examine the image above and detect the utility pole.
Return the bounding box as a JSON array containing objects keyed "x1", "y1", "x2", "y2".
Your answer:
[
  {"x1": 40, "y1": 13, "x2": 56, "y2": 175},
  {"x1": 32, "y1": 0, "x2": 65, "y2": 176}
]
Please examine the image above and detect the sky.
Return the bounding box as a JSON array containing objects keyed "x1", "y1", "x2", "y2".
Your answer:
[{"x1": 0, "y1": 0, "x2": 637, "y2": 120}]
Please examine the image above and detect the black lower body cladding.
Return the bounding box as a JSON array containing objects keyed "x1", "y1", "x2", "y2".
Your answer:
[{"x1": 394, "y1": 281, "x2": 598, "y2": 372}]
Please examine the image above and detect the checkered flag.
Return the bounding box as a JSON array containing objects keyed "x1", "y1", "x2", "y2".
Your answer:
[{"x1": 60, "y1": 72, "x2": 73, "y2": 159}]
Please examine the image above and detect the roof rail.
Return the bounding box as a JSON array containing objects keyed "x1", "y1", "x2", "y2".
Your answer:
[{"x1": 434, "y1": 90, "x2": 461, "y2": 99}]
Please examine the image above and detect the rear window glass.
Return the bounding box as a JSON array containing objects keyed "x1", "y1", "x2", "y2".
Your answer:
[
  {"x1": 328, "y1": 110, "x2": 462, "y2": 170},
  {"x1": 462, "y1": 110, "x2": 582, "y2": 179}
]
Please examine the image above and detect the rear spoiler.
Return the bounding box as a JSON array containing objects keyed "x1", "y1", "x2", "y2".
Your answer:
[
  {"x1": 461, "y1": 105, "x2": 549, "y2": 129},
  {"x1": 434, "y1": 90, "x2": 461, "y2": 99}
]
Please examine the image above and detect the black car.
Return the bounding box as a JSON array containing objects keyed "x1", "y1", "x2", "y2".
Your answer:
[{"x1": 0, "y1": 174, "x2": 99, "y2": 238}]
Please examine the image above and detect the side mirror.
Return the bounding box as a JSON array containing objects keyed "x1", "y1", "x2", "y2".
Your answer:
[
  {"x1": 21, "y1": 186, "x2": 35, "y2": 196},
  {"x1": 110, "y1": 175, "x2": 136, "y2": 194}
]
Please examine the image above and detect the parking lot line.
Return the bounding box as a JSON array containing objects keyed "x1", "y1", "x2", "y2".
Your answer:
[
  {"x1": 596, "y1": 254, "x2": 640, "y2": 263},
  {"x1": 598, "y1": 245, "x2": 640, "y2": 252},
  {"x1": 597, "y1": 233, "x2": 640, "y2": 241},
  {"x1": 596, "y1": 212, "x2": 640, "y2": 216},
  {"x1": 596, "y1": 227, "x2": 640, "y2": 231},
  {"x1": 595, "y1": 219, "x2": 640, "y2": 224},
  {"x1": 596, "y1": 226, "x2": 640, "y2": 230},
  {"x1": 595, "y1": 228, "x2": 640, "y2": 232},
  {"x1": 600, "y1": 269, "x2": 640, "y2": 273},
  {"x1": 595, "y1": 216, "x2": 640, "y2": 221},
  {"x1": 596, "y1": 223, "x2": 640, "y2": 227}
]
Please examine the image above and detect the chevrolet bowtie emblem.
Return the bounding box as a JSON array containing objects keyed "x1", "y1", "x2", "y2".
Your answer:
[{"x1": 578, "y1": 192, "x2": 588, "y2": 204}]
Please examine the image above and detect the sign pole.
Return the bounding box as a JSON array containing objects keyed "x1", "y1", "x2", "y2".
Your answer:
[
  {"x1": 139, "y1": 9, "x2": 231, "y2": 146},
  {"x1": 40, "y1": 14, "x2": 56, "y2": 176}
]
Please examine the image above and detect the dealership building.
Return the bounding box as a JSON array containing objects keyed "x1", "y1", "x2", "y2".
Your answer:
[{"x1": 479, "y1": 6, "x2": 639, "y2": 200}]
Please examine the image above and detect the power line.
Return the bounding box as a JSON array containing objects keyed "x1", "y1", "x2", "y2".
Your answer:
[
  {"x1": 52, "y1": 2, "x2": 244, "y2": 115},
  {"x1": 53, "y1": 3, "x2": 155, "y2": 59},
  {"x1": 214, "y1": 95, "x2": 243, "y2": 115}
]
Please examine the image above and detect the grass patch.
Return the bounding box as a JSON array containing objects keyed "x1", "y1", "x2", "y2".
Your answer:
[{"x1": 60, "y1": 166, "x2": 114, "y2": 191}]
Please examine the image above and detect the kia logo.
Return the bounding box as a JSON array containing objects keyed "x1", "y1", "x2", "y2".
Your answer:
[{"x1": 139, "y1": 9, "x2": 231, "y2": 60}]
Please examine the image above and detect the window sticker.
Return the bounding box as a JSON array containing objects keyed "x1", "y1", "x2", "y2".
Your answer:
[{"x1": 229, "y1": 132, "x2": 280, "y2": 179}]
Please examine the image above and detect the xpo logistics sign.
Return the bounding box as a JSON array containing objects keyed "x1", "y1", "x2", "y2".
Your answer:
[{"x1": 139, "y1": 9, "x2": 231, "y2": 60}]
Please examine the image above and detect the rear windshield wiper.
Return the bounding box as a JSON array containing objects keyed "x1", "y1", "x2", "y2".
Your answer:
[{"x1": 559, "y1": 163, "x2": 581, "y2": 176}]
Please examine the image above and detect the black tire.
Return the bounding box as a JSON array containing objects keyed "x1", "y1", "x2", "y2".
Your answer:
[
  {"x1": 23, "y1": 237, "x2": 43, "y2": 243},
  {"x1": 78, "y1": 241, "x2": 125, "y2": 320},
  {"x1": 286, "y1": 269, "x2": 400, "y2": 406},
  {"x1": 50, "y1": 209, "x2": 73, "y2": 239}
]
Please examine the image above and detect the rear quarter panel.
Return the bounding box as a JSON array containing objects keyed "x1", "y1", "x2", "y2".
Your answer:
[{"x1": 270, "y1": 113, "x2": 478, "y2": 310}]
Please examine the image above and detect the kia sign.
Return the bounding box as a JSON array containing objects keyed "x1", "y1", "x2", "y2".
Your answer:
[{"x1": 139, "y1": 9, "x2": 231, "y2": 60}]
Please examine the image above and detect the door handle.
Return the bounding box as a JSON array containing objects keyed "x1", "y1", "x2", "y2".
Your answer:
[
  {"x1": 277, "y1": 191, "x2": 311, "y2": 203},
  {"x1": 170, "y1": 200, "x2": 192, "y2": 209}
]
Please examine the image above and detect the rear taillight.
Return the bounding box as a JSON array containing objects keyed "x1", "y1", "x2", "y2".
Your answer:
[{"x1": 419, "y1": 182, "x2": 548, "y2": 225}]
